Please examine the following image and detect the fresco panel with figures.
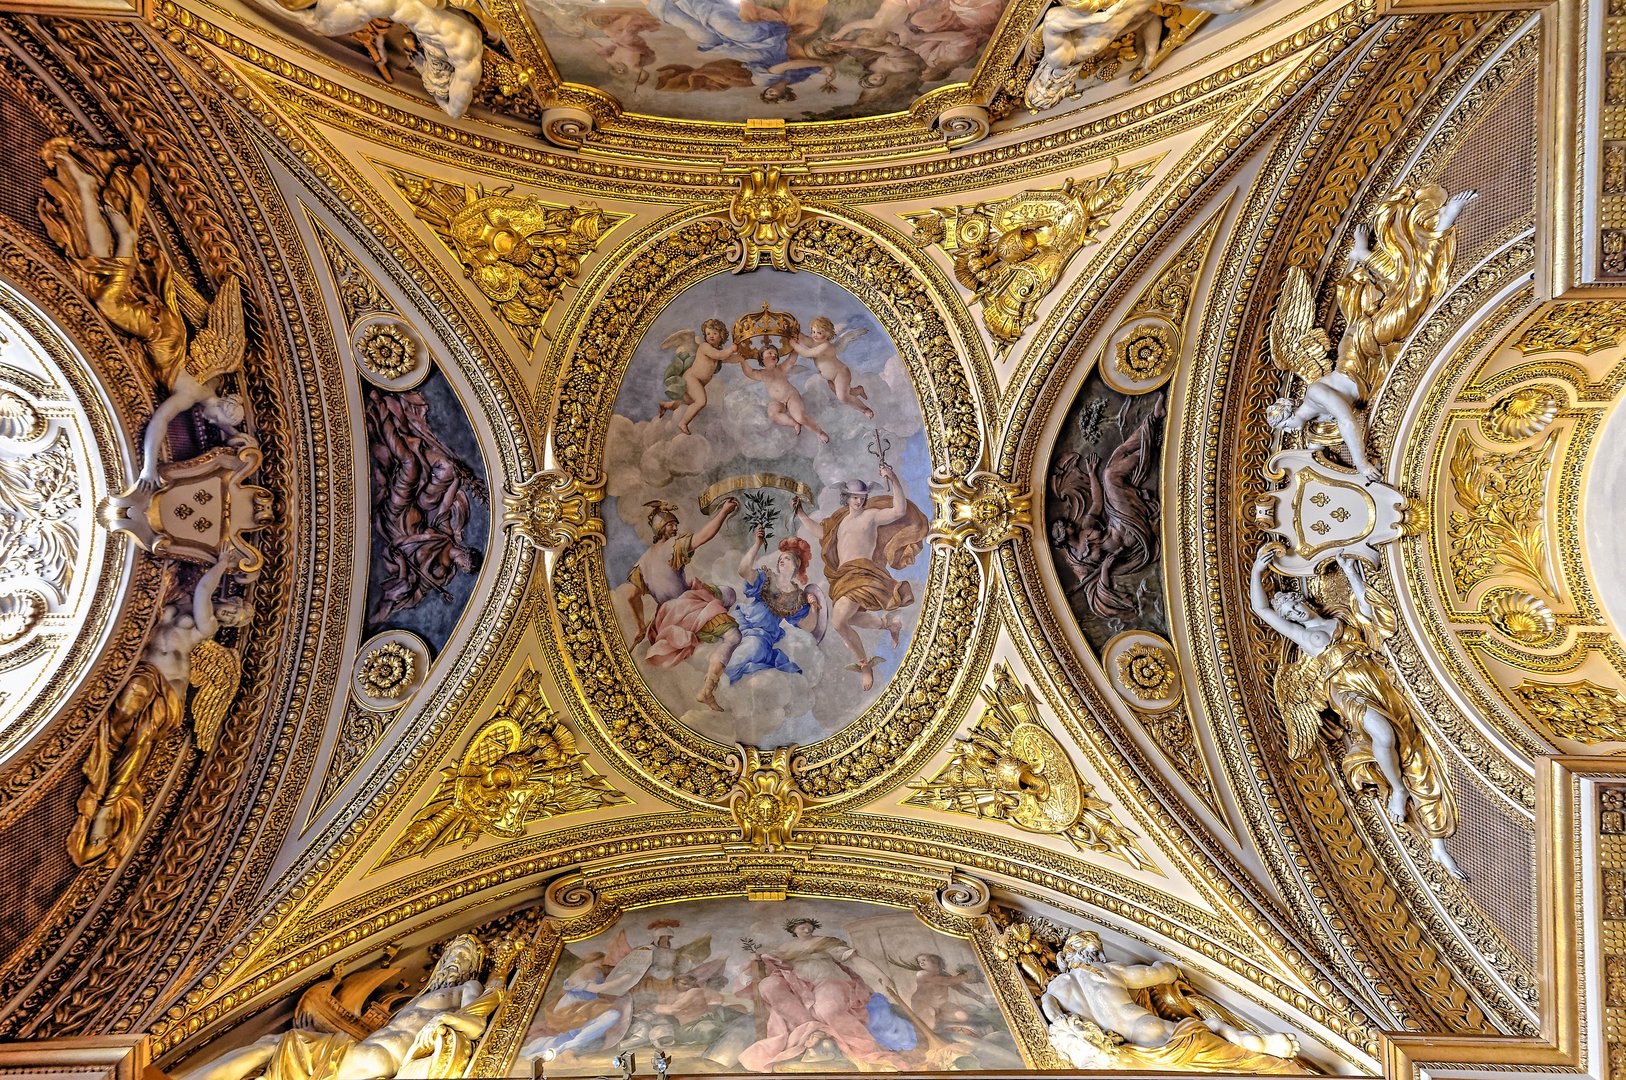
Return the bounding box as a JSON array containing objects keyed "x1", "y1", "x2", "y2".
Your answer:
[
  {"x1": 604, "y1": 273, "x2": 931, "y2": 749},
  {"x1": 519, "y1": 898, "x2": 1023, "y2": 1073},
  {"x1": 527, "y1": 0, "x2": 1003, "y2": 121}
]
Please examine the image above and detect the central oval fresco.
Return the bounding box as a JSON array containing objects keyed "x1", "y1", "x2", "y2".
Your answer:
[{"x1": 603, "y1": 272, "x2": 932, "y2": 748}]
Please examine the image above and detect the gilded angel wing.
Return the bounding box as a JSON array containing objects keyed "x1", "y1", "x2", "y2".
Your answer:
[
  {"x1": 188, "y1": 638, "x2": 242, "y2": 753},
  {"x1": 1271, "y1": 648, "x2": 1331, "y2": 759},
  {"x1": 182, "y1": 276, "x2": 246, "y2": 386},
  {"x1": 1268, "y1": 267, "x2": 1333, "y2": 384}
]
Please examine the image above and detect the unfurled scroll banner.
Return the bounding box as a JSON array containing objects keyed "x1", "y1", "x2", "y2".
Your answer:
[{"x1": 698, "y1": 473, "x2": 816, "y2": 514}]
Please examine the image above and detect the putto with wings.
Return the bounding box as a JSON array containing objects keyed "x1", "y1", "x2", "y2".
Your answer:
[
  {"x1": 384, "y1": 668, "x2": 627, "y2": 864},
  {"x1": 1264, "y1": 185, "x2": 1476, "y2": 482}
]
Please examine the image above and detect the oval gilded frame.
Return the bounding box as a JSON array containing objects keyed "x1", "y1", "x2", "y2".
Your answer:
[{"x1": 544, "y1": 208, "x2": 990, "y2": 807}]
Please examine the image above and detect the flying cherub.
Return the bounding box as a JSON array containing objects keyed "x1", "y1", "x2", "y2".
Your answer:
[
  {"x1": 785, "y1": 316, "x2": 873, "y2": 417},
  {"x1": 739, "y1": 343, "x2": 829, "y2": 443},
  {"x1": 657, "y1": 318, "x2": 740, "y2": 435}
]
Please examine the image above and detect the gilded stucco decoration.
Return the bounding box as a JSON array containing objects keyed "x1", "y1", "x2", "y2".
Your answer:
[
  {"x1": 1250, "y1": 184, "x2": 1474, "y2": 877},
  {"x1": 502, "y1": 470, "x2": 605, "y2": 552},
  {"x1": 905, "y1": 664, "x2": 1151, "y2": 870},
  {"x1": 387, "y1": 166, "x2": 626, "y2": 350},
  {"x1": 905, "y1": 161, "x2": 1156, "y2": 351},
  {"x1": 928, "y1": 471, "x2": 1033, "y2": 553},
  {"x1": 725, "y1": 165, "x2": 803, "y2": 274},
  {"x1": 382, "y1": 667, "x2": 628, "y2": 865},
  {"x1": 1101, "y1": 201, "x2": 1226, "y2": 395}
]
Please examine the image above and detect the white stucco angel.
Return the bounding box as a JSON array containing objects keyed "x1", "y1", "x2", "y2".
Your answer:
[
  {"x1": 1040, "y1": 931, "x2": 1304, "y2": 1073},
  {"x1": 39, "y1": 139, "x2": 249, "y2": 490},
  {"x1": 68, "y1": 557, "x2": 253, "y2": 867},
  {"x1": 1265, "y1": 186, "x2": 1476, "y2": 482},
  {"x1": 1024, "y1": 0, "x2": 1261, "y2": 111},
  {"x1": 1249, "y1": 543, "x2": 1463, "y2": 878},
  {"x1": 252, "y1": 0, "x2": 488, "y2": 118},
  {"x1": 180, "y1": 934, "x2": 503, "y2": 1080}
]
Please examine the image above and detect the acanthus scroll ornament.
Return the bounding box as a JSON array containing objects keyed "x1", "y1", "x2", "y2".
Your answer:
[
  {"x1": 726, "y1": 746, "x2": 807, "y2": 852},
  {"x1": 725, "y1": 166, "x2": 804, "y2": 274},
  {"x1": 929, "y1": 470, "x2": 1032, "y2": 552},
  {"x1": 504, "y1": 469, "x2": 605, "y2": 551}
]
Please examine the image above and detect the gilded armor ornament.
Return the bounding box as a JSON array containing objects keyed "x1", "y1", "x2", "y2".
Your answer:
[
  {"x1": 388, "y1": 167, "x2": 625, "y2": 350},
  {"x1": 381, "y1": 667, "x2": 628, "y2": 865},
  {"x1": 725, "y1": 166, "x2": 803, "y2": 274},
  {"x1": 905, "y1": 162, "x2": 1155, "y2": 352},
  {"x1": 503, "y1": 470, "x2": 605, "y2": 551},
  {"x1": 906, "y1": 664, "x2": 1152, "y2": 870}
]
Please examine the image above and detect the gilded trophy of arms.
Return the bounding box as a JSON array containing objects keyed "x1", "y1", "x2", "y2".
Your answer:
[
  {"x1": 906, "y1": 664, "x2": 1152, "y2": 870},
  {"x1": 1251, "y1": 184, "x2": 1474, "y2": 878},
  {"x1": 905, "y1": 162, "x2": 1156, "y2": 351},
  {"x1": 383, "y1": 667, "x2": 628, "y2": 864},
  {"x1": 38, "y1": 137, "x2": 271, "y2": 869},
  {"x1": 389, "y1": 169, "x2": 624, "y2": 349},
  {"x1": 1039, "y1": 930, "x2": 1307, "y2": 1073}
]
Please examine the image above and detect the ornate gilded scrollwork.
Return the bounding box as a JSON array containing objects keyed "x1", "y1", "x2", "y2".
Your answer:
[
  {"x1": 725, "y1": 166, "x2": 803, "y2": 274},
  {"x1": 726, "y1": 746, "x2": 806, "y2": 852},
  {"x1": 905, "y1": 162, "x2": 1155, "y2": 351},
  {"x1": 388, "y1": 167, "x2": 626, "y2": 350},
  {"x1": 503, "y1": 469, "x2": 605, "y2": 551},
  {"x1": 1511, "y1": 301, "x2": 1626, "y2": 354},
  {"x1": 906, "y1": 664, "x2": 1151, "y2": 870},
  {"x1": 381, "y1": 667, "x2": 628, "y2": 865},
  {"x1": 929, "y1": 471, "x2": 1032, "y2": 552},
  {"x1": 1446, "y1": 429, "x2": 1558, "y2": 598},
  {"x1": 1510, "y1": 680, "x2": 1626, "y2": 742}
]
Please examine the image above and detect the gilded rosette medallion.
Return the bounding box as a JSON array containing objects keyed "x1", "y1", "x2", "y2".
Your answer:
[{"x1": 549, "y1": 216, "x2": 985, "y2": 803}]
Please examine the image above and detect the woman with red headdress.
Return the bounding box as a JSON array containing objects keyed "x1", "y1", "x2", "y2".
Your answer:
[{"x1": 727, "y1": 526, "x2": 826, "y2": 684}]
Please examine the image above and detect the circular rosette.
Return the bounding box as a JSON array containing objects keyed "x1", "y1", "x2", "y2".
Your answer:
[
  {"x1": 543, "y1": 215, "x2": 987, "y2": 806},
  {"x1": 1103, "y1": 631, "x2": 1183, "y2": 712},
  {"x1": 351, "y1": 315, "x2": 431, "y2": 390},
  {"x1": 1102, "y1": 316, "x2": 1179, "y2": 394},
  {"x1": 353, "y1": 629, "x2": 431, "y2": 709}
]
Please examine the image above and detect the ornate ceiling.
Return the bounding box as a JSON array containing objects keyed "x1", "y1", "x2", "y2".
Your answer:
[{"x1": 0, "y1": 0, "x2": 1620, "y2": 1076}]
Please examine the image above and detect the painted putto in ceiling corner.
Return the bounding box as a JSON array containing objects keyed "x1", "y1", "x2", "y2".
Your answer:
[
  {"x1": 603, "y1": 273, "x2": 930, "y2": 748},
  {"x1": 527, "y1": 0, "x2": 1003, "y2": 121}
]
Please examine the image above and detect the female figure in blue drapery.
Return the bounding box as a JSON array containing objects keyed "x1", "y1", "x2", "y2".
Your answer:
[{"x1": 728, "y1": 527, "x2": 825, "y2": 683}]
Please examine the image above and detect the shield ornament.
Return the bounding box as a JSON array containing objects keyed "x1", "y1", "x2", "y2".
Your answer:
[
  {"x1": 99, "y1": 442, "x2": 272, "y2": 572},
  {"x1": 1257, "y1": 448, "x2": 1407, "y2": 577}
]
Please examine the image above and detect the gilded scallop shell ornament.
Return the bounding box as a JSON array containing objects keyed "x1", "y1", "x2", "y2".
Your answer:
[
  {"x1": 0, "y1": 391, "x2": 44, "y2": 443},
  {"x1": 0, "y1": 590, "x2": 44, "y2": 646},
  {"x1": 1482, "y1": 386, "x2": 1559, "y2": 442},
  {"x1": 1485, "y1": 589, "x2": 1557, "y2": 646}
]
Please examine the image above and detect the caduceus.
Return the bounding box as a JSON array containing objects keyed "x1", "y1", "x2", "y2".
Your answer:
[{"x1": 867, "y1": 428, "x2": 892, "y2": 472}]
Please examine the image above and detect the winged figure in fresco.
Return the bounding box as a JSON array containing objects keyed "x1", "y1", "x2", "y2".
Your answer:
[
  {"x1": 785, "y1": 317, "x2": 873, "y2": 417},
  {"x1": 657, "y1": 319, "x2": 741, "y2": 434},
  {"x1": 1264, "y1": 186, "x2": 1477, "y2": 481},
  {"x1": 1249, "y1": 544, "x2": 1462, "y2": 877},
  {"x1": 39, "y1": 138, "x2": 250, "y2": 490},
  {"x1": 1048, "y1": 394, "x2": 1164, "y2": 620}
]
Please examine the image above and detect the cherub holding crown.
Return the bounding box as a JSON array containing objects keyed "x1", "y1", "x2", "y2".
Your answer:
[
  {"x1": 785, "y1": 316, "x2": 873, "y2": 418},
  {"x1": 657, "y1": 318, "x2": 740, "y2": 435},
  {"x1": 739, "y1": 343, "x2": 829, "y2": 444}
]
